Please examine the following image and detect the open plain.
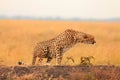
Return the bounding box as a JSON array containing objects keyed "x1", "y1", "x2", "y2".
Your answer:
[{"x1": 0, "y1": 20, "x2": 120, "y2": 80}]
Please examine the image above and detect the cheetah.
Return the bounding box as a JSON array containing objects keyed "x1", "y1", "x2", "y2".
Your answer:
[{"x1": 32, "y1": 29, "x2": 96, "y2": 65}]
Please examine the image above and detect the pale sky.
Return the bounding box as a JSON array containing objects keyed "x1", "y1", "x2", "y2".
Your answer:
[{"x1": 0, "y1": 0, "x2": 120, "y2": 19}]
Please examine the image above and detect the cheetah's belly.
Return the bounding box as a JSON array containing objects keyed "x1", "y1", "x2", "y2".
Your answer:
[{"x1": 61, "y1": 43, "x2": 75, "y2": 53}]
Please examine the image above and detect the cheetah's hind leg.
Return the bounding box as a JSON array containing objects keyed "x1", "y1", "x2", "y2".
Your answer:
[
  {"x1": 45, "y1": 57, "x2": 52, "y2": 65},
  {"x1": 37, "y1": 57, "x2": 44, "y2": 65},
  {"x1": 32, "y1": 55, "x2": 37, "y2": 65}
]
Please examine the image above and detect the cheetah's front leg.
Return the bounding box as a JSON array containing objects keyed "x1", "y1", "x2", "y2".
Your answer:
[{"x1": 56, "y1": 53, "x2": 63, "y2": 65}]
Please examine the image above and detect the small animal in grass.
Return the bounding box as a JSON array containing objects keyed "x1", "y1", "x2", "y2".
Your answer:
[
  {"x1": 18, "y1": 60, "x2": 24, "y2": 65},
  {"x1": 65, "y1": 57, "x2": 75, "y2": 65},
  {"x1": 80, "y1": 56, "x2": 94, "y2": 66}
]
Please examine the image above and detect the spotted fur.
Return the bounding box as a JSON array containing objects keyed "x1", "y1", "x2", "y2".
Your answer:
[{"x1": 32, "y1": 29, "x2": 96, "y2": 65}]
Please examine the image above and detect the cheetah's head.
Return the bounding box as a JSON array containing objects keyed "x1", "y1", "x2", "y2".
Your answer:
[{"x1": 74, "y1": 31, "x2": 96, "y2": 44}]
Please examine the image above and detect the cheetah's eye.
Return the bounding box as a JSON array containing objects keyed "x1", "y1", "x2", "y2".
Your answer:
[{"x1": 84, "y1": 35, "x2": 87, "y2": 38}]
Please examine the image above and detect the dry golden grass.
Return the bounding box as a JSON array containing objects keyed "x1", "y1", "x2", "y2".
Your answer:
[{"x1": 0, "y1": 20, "x2": 120, "y2": 66}]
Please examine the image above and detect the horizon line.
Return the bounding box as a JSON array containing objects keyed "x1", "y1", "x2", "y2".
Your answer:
[{"x1": 0, "y1": 15, "x2": 120, "y2": 21}]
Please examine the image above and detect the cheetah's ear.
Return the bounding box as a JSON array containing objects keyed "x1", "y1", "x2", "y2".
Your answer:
[{"x1": 65, "y1": 29, "x2": 72, "y2": 32}]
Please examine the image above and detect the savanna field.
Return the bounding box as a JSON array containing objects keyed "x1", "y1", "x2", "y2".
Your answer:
[
  {"x1": 0, "y1": 20, "x2": 120, "y2": 66},
  {"x1": 0, "y1": 20, "x2": 120, "y2": 80}
]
